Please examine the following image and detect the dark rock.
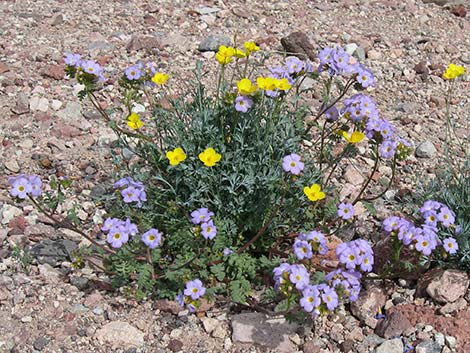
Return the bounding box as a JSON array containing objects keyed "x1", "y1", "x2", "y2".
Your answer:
[
  {"x1": 198, "y1": 34, "x2": 231, "y2": 52},
  {"x1": 280, "y1": 31, "x2": 316, "y2": 60},
  {"x1": 339, "y1": 339, "x2": 355, "y2": 352},
  {"x1": 33, "y1": 337, "x2": 49, "y2": 351},
  {"x1": 153, "y1": 299, "x2": 184, "y2": 315},
  {"x1": 414, "y1": 61, "x2": 429, "y2": 75},
  {"x1": 303, "y1": 341, "x2": 323, "y2": 353},
  {"x1": 126, "y1": 35, "x2": 162, "y2": 52},
  {"x1": 375, "y1": 311, "x2": 412, "y2": 339},
  {"x1": 70, "y1": 276, "x2": 90, "y2": 291},
  {"x1": 167, "y1": 339, "x2": 183, "y2": 352},
  {"x1": 451, "y1": 5, "x2": 466, "y2": 17},
  {"x1": 30, "y1": 238, "x2": 78, "y2": 266}
]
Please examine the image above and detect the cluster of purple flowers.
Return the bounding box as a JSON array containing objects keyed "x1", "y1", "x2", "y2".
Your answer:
[
  {"x1": 123, "y1": 61, "x2": 158, "y2": 81},
  {"x1": 176, "y1": 279, "x2": 206, "y2": 313},
  {"x1": 325, "y1": 268, "x2": 362, "y2": 302},
  {"x1": 282, "y1": 153, "x2": 305, "y2": 175},
  {"x1": 191, "y1": 208, "x2": 217, "y2": 240},
  {"x1": 336, "y1": 239, "x2": 374, "y2": 272},
  {"x1": 101, "y1": 217, "x2": 138, "y2": 248},
  {"x1": 64, "y1": 53, "x2": 105, "y2": 81},
  {"x1": 293, "y1": 230, "x2": 328, "y2": 260},
  {"x1": 342, "y1": 94, "x2": 379, "y2": 123},
  {"x1": 113, "y1": 177, "x2": 147, "y2": 207},
  {"x1": 383, "y1": 200, "x2": 459, "y2": 256},
  {"x1": 8, "y1": 175, "x2": 42, "y2": 199},
  {"x1": 318, "y1": 47, "x2": 375, "y2": 88}
]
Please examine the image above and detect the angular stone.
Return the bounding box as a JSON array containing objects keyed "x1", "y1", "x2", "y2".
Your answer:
[
  {"x1": 1, "y1": 204, "x2": 23, "y2": 225},
  {"x1": 375, "y1": 311, "x2": 412, "y2": 339},
  {"x1": 198, "y1": 34, "x2": 232, "y2": 52},
  {"x1": 344, "y1": 166, "x2": 365, "y2": 185},
  {"x1": 439, "y1": 297, "x2": 467, "y2": 315},
  {"x1": 421, "y1": 269, "x2": 469, "y2": 304},
  {"x1": 126, "y1": 35, "x2": 162, "y2": 52},
  {"x1": 450, "y1": 5, "x2": 466, "y2": 17},
  {"x1": 415, "y1": 140, "x2": 437, "y2": 158},
  {"x1": 280, "y1": 31, "x2": 316, "y2": 60},
  {"x1": 201, "y1": 317, "x2": 219, "y2": 334},
  {"x1": 12, "y1": 92, "x2": 30, "y2": 115},
  {"x1": 41, "y1": 64, "x2": 64, "y2": 80},
  {"x1": 30, "y1": 238, "x2": 78, "y2": 266},
  {"x1": 414, "y1": 61, "x2": 429, "y2": 75},
  {"x1": 375, "y1": 338, "x2": 403, "y2": 353},
  {"x1": 231, "y1": 313, "x2": 298, "y2": 353},
  {"x1": 350, "y1": 286, "x2": 387, "y2": 328},
  {"x1": 95, "y1": 321, "x2": 144, "y2": 348},
  {"x1": 416, "y1": 340, "x2": 442, "y2": 353},
  {"x1": 38, "y1": 264, "x2": 62, "y2": 284},
  {"x1": 29, "y1": 96, "x2": 49, "y2": 112},
  {"x1": 153, "y1": 299, "x2": 184, "y2": 315}
]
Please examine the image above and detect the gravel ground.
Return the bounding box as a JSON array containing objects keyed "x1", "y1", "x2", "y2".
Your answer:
[{"x1": 0, "y1": 0, "x2": 469, "y2": 352}]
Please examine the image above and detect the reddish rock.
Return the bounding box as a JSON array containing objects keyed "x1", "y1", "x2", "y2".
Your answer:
[
  {"x1": 417, "y1": 268, "x2": 469, "y2": 304},
  {"x1": 8, "y1": 216, "x2": 29, "y2": 232},
  {"x1": 350, "y1": 286, "x2": 387, "y2": 328},
  {"x1": 83, "y1": 291, "x2": 103, "y2": 308},
  {"x1": 51, "y1": 123, "x2": 82, "y2": 138},
  {"x1": 42, "y1": 64, "x2": 65, "y2": 80},
  {"x1": 311, "y1": 235, "x2": 342, "y2": 270},
  {"x1": 303, "y1": 341, "x2": 323, "y2": 353},
  {"x1": 375, "y1": 311, "x2": 412, "y2": 339},
  {"x1": 153, "y1": 299, "x2": 184, "y2": 315},
  {"x1": 451, "y1": 5, "x2": 467, "y2": 18},
  {"x1": 0, "y1": 62, "x2": 9, "y2": 74},
  {"x1": 126, "y1": 35, "x2": 162, "y2": 52},
  {"x1": 414, "y1": 61, "x2": 429, "y2": 75}
]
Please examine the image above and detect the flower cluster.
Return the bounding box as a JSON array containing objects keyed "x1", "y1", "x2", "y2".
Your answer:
[
  {"x1": 122, "y1": 60, "x2": 169, "y2": 86},
  {"x1": 325, "y1": 268, "x2": 362, "y2": 302},
  {"x1": 191, "y1": 208, "x2": 217, "y2": 240},
  {"x1": 8, "y1": 175, "x2": 42, "y2": 199},
  {"x1": 383, "y1": 200, "x2": 459, "y2": 256},
  {"x1": 176, "y1": 279, "x2": 206, "y2": 313},
  {"x1": 113, "y1": 177, "x2": 147, "y2": 207},
  {"x1": 293, "y1": 230, "x2": 328, "y2": 260},
  {"x1": 318, "y1": 47, "x2": 375, "y2": 88},
  {"x1": 336, "y1": 239, "x2": 374, "y2": 272},
  {"x1": 443, "y1": 63, "x2": 465, "y2": 80},
  {"x1": 215, "y1": 41, "x2": 260, "y2": 65},
  {"x1": 101, "y1": 217, "x2": 138, "y2": 248},
  {"x1": 64, "y1": 53, "x2": 105, "y2": 81}
]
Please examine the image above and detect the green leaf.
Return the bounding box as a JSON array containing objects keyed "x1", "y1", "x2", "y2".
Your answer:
[
  {"x1": 210, "y1": 263, "x2": 226, "y2": 282},
  {"x1": 229, "y1": 279, "x2": 251, "y2": 303}
]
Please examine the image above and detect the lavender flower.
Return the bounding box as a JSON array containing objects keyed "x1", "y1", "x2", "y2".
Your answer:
[
  {"x1": 28, "y1": 175, "x2": 42, "y2": 197},
  {"x1": 64, "y1": 53, "x2": 82, "y2": 67},
  {"x1": 293, "y1": 240, "x2": 313, "y2": 260},
  {"x1": 190, "y1": 208, "x2": 214, "y2": 225},
  {"x1": 285, "y1": 56, "x2": 305, "y2": 74},
  {"x1": 201, "y1": 220, "x2": 217, "y2": 240},
  {"x1": 356, "y1": 66, "x2": 376, "y2": 88},
  {"x1": 142, "y1": 228, "x2": 162, "y2": 249},
  {"x1": 121, "y1": 186, "x2": 141, "y2": 203},
  {"x1": 223, "y1": 248, "x2": 234, "y2": 256},
  {"x1": 125, "y1": 65, "x2": 142, "y2": 80},
  {"x1": 235, "y1": 95, "x2": 253, "y2": 113},
  {"x1": 300, "y1": 285, "x2": 321, "y2": 313},
  {"x1": 184, "y1": 279, "x2": 206, "y2": 300},
  {"x1": 80, "y1": 60, "x2": 104, "y2": 80},
  {"x1": 107, "y1": 225, "x2": 130, "y2": 248},
  {"x1": 324, "y1": 106, "x2": 339, "y2": 122},
  {"x1": 438, "y1": 207, "x2": 455, "y2": 227},
  {"x1": 415, "y1": 233, "x2": 437, "y2": 256},
  {"x1": 337, "y1": 202, "x2": 354, "y2": 220},
  {"x1": 443, "y1": 237, "x2": 458, "y2": 254},
  {"x1": 8, "y1": 175, "x2": 34, "y2": 199},
  {"x1": 289, "y1": 264, "x2": 310, "y2": 290},
  {"x1": 379, "y1": 140, "x2": 398, "y2": 159},
  {"x1": 101, "y1": 217, "x2": 120, "y2": 232},
  {"x1": 321, "y1": 285, "x2": 339, "y2": 310},
  {"x1": 114, "y1": 177, "x2": 146, "y2": 207},
  {"x1": 282, "y1": 153, "x2": 305, "y2": 175}
]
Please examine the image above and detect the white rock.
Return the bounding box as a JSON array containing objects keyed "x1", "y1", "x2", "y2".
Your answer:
[
  {"x1": 375, "y1": 338, "x2": 403, "y2": 353},
  {"x1": 95, "y1": 321, "x2": 144, "y2": 348},
  {"x1": 51, "y1": 99, "x2": 63, "y2": 111},
  {"x1": 29, "y1": 96, "x2": 49, "y2": 112},
  {"x1": 201, "y1": 317, "x2": 219, "y2": 334},
  {"x1": 38, "y1": 264, "x2": 61, "y2": 284},
  {"x1": 1, "y1": 204, "x2": 23, "y2": 225}
]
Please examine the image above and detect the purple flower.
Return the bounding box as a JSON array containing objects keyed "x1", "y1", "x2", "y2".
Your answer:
[
  {"x1": 121, "y1": 186, "x2": 141, "y2": 203},
  {"x1": 125, "y1": 65, "x2": 142, "y2": 80},
  {"x1": 64, "y1": 53, "x2": 82, "y2": 67},
  {"x1": 176, "y1": 292, "x2": 185, "y2": 307},
  {"x1": 378, "y1": 120, "x2": 394, "y2": 139},
  {"x1": 223, "y1": 248, "x2": 234, "y2": 256},
  {"x1": 293, "y1": 240, "x2": 313, "y2": 260},
  {"x1": 300, "y1": 285, "x2": 321, "y2": 313},
  {"x1": 107, "y1": 225, "x2": 130, "y2": 248},
  {"x1": 360, "y1": 254, "x2": 374, "y2": 272},
  {"x1": 123, "y1": 218, "x2": 138, "y2": 236},
  {"x1": 423, "y1": 211, "x2": 439, "y2": 228},
  {"x1": 415, "y1": 234, "x2": 436, "y2": 256},
  {"x1": 321, "y1": 285, "x2": 339, "y2": 310},
  {"x1": 288, "y1": 264, "x2": 310, "y2": 290},
  {"x1": 324, "y1": 106, "x2": 339, "y2": 122},
  {"x1": 356, "y1": 67, "x2": 376, "y2": 88},
  {"x1": 438, "y1": 207, "x2": 455, "y2": 227},
  {"x1": 235, "y1": 95, "x2": 253, "y2": 113},
  {"x1": 303, "y1": 230, "x2": 326, "y2": 244},
  {"x1": 8, "y1": 175, "x2": 32, "y2": 199},
  {"x1": 184, "y1": 279, "x2": 206, "y2": 300},
  {"x1": 114, "y1": 177, "x2": 146, "y2": 207},
  {"x1": 201, "y1": 220, "x2": 217, "y2": 240},
  {"x1": 383, "y1": 216, "x2": 402, "y2": 232},
  {"x1": 142, "y1": 228, "x2": 162, "y2": 249},
  {"x1": 101, "y1": 217, "x2": 120, "y2": 232},
  {"x1": 282, "y1": 153, "x2": 305, "y2": 175},
  {"x1": 420, "y1": 200, "x2": 442, "y2": 214},
  {"x1": 28, "y1": 175, "x2": 42, "y2": 197},
  {"x1": 443, "y1": 237, "x2": 458, "y2": 254},
  {"x1": 337, "y1": 202, "x2": 354, "y2": 220},
  {"x1": 191, "y1": 208, "x2": 214, "y2": 225},
  {"x1": 80, "y1": 60, "x2": 104, "y2": 78},
  {"x1": 285, "y1": 56, "x2": 304, "y2": 74},
  {"x1": 379, "y1": 140, "x2": 398, "y2": 159},
  {"x1": 338, "y1": 247, "x2": 359, "y2": 270}
]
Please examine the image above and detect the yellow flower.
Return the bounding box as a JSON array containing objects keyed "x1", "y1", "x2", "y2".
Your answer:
[
  {"x1": 199, "y1": 147, "x2": 222, "y2": 167},
  {"x1": 236, "y1": 78, "x2": 258, "y2": 95},
  {"x1": 127, "y1": 113, "x2": 144, "y2": 130},
  {"x1": 443, "y1": 63, "x2": 466, "y2": 80},
  {"x1": 256, "y1": 77, "x2": 277, "y2": 91},
  {"x1": 166, "y1": 147, "x2": 187, "y2": 166},
  {"x1": 304, "y1": 184, "x2": 326, "y2": 202},
  {"x1": 341, "y1": 131, "x2": 365, "y2": 144},
  {"x1": 244, "y1": 41, "x2": 260, "y2": 55},
  {"x1": 234, "y1": 49, "x2": 247, "y2": 58},
  {"x1": 151, "y1": 72, "x2": 169, "y2": 85},
  {"x1": 274, "y1": 78, "x2": 291, "y2": 91},
  {"x1": 216, "y1": 45, "x2": 235, "y2": 65}
]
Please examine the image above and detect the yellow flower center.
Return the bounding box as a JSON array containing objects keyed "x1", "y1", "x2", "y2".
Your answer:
[
  {"x1": 148, "y1": 235, "x2": 155, "y2": 241},
  {"x1": 192, "y1": 288, "x2": 198, "y2": 293},
  {"x1": 114, "y1": 233, "x2": 121, "y2": 239},
  {"x1": 18, "y1": 185, "x2": 25, "y2": 191}
]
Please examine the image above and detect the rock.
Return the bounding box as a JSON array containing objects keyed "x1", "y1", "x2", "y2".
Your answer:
[
  {"x1": 450, "y1": 5, "x2": 466, "y2": 17},
  {"x1": 194, "y1": 6, "x2": 221, "y2": 15},
  {"x1": 345, "y1": 43, "x2": 358, "y2": 56},
  {"x1": 167, "y1": 339, "x2": 183, "y2": 352},
  {"x1": 126, "y1": 35, "x2": 161, "y2": 52},
  {"x1": 416, "y1": 340, "x2": 442, "y2": 353},
  {"x1": 429, "y1": 96, "x2": 445, "y2": 108},
  {"x1": 24, "y1": 223, "x2": 56, "y2": 238},
  {"x1": 38, "y1": 264, "x2": 62, "y2": 284},
  {"x1": 56, "y1": 101, "x2": 91, "y2": 130},
  {"x1": 414, "y1": 61, "x2": 429, "y2": 75},
  {"x1": 41, "y1": 64, "x2": 64, "y2": 80},
  {"x1": 434, "y1": 333, "x2": 445, "y2": 346},
  {"x1": 350, "y1": 286, "x2": 387, "y2": 328},
  {"x1": 420, "y1": 269, "x2": 469, "y2": 303},
  {"x1": 1, "y1": 205, "x2": 23, "y2": 225},
  {"x1": 30, "y1": 238, "x2": 78, "y2": 266},
  {"x1": 367, "y1": 49, "x2": 381, "y2": 60},
  {"x1": 51, "y1": 13, "x2": 64, "y2": 26},
  {"x1": 198, "y1": 34, "x2": 232, "y2": 52},
  {"x1": 375, "y1": 311, "x2": 412, "y2": 339},
  {"x1": 0, "y1": 62, "x2": 9, "y2": 73},
  {"x1": 12, "y1": 92, "x2": 30, "y2": 115},
  {"x1": 70, "y1": 276, "x2": 90, "y2": 291},
  {"x1": 344, "y1": 166, "x2": 365, "y2": 185},
  {"x1": 280, "y1": 31, "x2": 316, "y2": 60},
  {"x1": 33, "y1": 337, "x2": 49, "y2": 351},
  {"x1": 445, "y1": 336, "x2": 457, "y2": 348},
  {"x1": 95, "y1": 321, "x2": 144, "y2": 348},
  {"x1": 50, "y1": 99, "x2": 63, "y2": 111},
  {"x1": 29, "y1": 96, "x2": 49, "y2": 112},
  {"x1": 84, "y1": 292, "x2": 104, "y2": 307},
  {"x1": 88, "y1": 40, "x2": 115, "y2": 52},
  {"x1": 231, "y1": 313, "x2": 298, "y2": 353},
  {"x1": 374, "y1": 338, "x2": 403, "y2": 353},
  {"x1": 415, "y1": 140, "x2": 437, "y2": 158},
  {"x1": 439, "y1": 297, "x2": 467, "y2": 314},
  {"x1": 201, "y1": 317, "x2": 219, "y2": 334},
  {"x1": 153, "y1": 299, "x2": 184, "y2": 315},
  {"x1": 4, "y1": 159, "x2": 20, "y2": 173},
  {"x1": 302, "y1": 341, "x2": 323, "y2": 353},
  {"x1": 340, "y1": 339, "x2": 355, "y2": 352}
]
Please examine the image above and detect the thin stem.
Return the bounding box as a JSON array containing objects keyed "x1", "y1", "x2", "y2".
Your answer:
[{"x1": 351, "y1": 144, "x2": 380, "y2": 205}]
